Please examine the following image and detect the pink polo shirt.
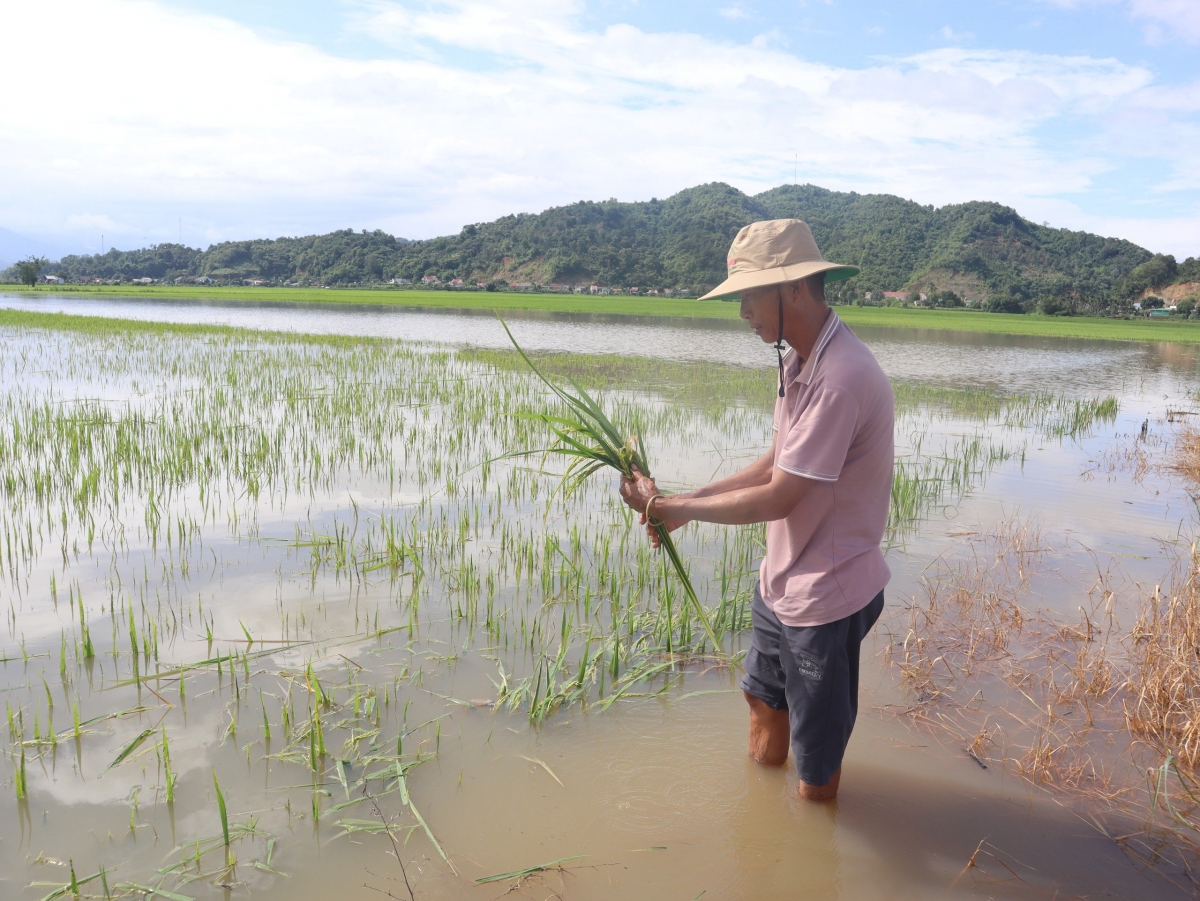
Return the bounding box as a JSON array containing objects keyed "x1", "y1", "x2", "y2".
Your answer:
[{"x1": 760, "y1": 311, "x2": 894, "y2": 627}]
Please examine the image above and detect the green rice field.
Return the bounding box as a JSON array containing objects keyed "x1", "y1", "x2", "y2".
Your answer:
[
  {"x1": 8, "y1": 283, "x2": 1200, "y2": 344},
  {"x1": 1, "y1": 307, "x2": 1198, "y2": 900}
]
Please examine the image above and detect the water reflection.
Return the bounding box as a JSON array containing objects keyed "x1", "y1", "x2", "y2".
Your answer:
[{"x1": 5, "y1": 292, "x2": 1200, "y2": 398}]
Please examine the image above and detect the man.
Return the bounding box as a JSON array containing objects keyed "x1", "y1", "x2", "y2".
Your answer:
[{"x1": 619, "y1": 219, "x2": 893, "y2": 802}]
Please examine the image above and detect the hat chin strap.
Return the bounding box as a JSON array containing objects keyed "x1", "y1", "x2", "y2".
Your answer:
[{"x1": 775, "y1": 289, "x2": 785, "y2": 399}]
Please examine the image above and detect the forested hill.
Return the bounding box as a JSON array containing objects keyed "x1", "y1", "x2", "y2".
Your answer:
[{"x1": 29, "y1": 182, "x2": 1199, "y2": 310}]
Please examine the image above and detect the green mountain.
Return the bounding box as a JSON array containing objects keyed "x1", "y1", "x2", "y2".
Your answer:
[{"x1": 21, "y1": 182, "x2": 1198, "y2": 311}]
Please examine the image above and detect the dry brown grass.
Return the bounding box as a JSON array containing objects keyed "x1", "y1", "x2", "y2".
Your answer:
[
  {"x1": 1127, "y1": 557, "x2": 1200, "y2": 769},
  {"x1": 1169, "y1": 426, "x2": 1200, "y2": 486},
  {"x1": 1088, "y1": 417, "x2": 1200, "y2": 488},
  {"x1": 882, "y1": 518, "x2": 1200, "y2": 869},
  {"x1": 883, "y1": 422, "x2": 1200, "y2": 886},
  {"x1": 888, "y1": 516, "x2": 1042, "y2": 705}
]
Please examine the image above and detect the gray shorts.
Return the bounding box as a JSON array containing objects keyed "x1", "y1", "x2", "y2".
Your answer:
[{"x1": 740, "y1": 584, "x2": 884, "y2": 786}]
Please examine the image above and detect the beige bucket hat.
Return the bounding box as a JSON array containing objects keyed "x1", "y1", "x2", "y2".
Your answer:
[{"x1": 699, "y1": 218, "x2": 860, "y2": 301}]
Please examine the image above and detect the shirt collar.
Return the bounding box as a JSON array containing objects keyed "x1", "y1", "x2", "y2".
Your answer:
[{"x1": 782, "y1": 311, "x2": 841, "y2": 388}]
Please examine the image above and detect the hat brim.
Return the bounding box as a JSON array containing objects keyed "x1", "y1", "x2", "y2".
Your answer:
[{"x1": 698, "y1": 261, "x2": 860, "y2": 301}]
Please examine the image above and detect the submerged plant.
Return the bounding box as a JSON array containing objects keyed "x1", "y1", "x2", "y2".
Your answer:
[
  {"x1": 499, "y1": 317, "x2": 720, "y2": 651},
  {"x1": 212, "y1": 770, "x2": 231, "y2": 869}
]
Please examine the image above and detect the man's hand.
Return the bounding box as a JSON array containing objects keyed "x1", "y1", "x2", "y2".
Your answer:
[
  {"x1": 619, "y1": 471, "x2": 657, "y2": 515},
  {"x1": 620, "y1": 472, "x2": 688, "y2": 549}
]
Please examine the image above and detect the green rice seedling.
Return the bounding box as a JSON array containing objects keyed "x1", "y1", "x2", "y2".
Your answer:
[
  {"x1": 106, "y1": 728, "x2": 154, "y2": 771},
  {"x1": 395, "y1": 765, "x2": 453, "y2": 871},
  {"x1": 475, "y1": 855, "x2": 586, "y2": 885},
  {"x1": 24, "y1": 863, "x2": 116, "y2": 901},
  {"x1": 162, "y1": 727, "x2": 176, "y2": 804},
  {"x1": 499, "y1": 317, "x2": 720, "y2": 651},
  {"x1": 14, "y1": 744, "x2": 27, "y2": 800},
  {"x1": 77, "y1": 597, "x2": 94, "y2": 660},
  {"x1": 212, "y1": 769, "x2": 232, "y2": 869}
]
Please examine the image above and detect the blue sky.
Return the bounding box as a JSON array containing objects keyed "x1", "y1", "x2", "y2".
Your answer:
[{"x1": 1, "y1": 0, "x2": 1198, "y2": 258}]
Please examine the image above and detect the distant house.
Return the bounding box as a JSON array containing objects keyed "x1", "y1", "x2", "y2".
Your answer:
[
  {"x1": 1132, "y1": 301, "x2": 1143, "y2": 311},
  {"x1": 664, "y1": 289, "x2": 675, "y2": 296},
  {"x1": 43, "y1": 275, "x2": 64, "y2": 284},
  {"x1": 131, "y1": 277, "x2": 155, "y2": 285},
  {"x1": 547, "y1": 284, "x2": 570, "y2": 293},
  {"x1": 194, "y1": 276, "x2": 213, "y2": 284},
  {"x1": 449, "y1": 278, "x2": 465, "y2": 287},
  {"x1": 421, "y1": 275, "x2": 440, "y2": 285},
  {"x1": 574, "y1": 286, "x2": 584, "y2": 294},
  {"x1": 629, "y1": 287, "x2": 639, "y2": 295},
  {"x1": 477, "y1": 282, "x2": 488, "y2": 288},
  {"x1": 390, "y1": 278, "x2": 412, "y2": 285},
  {"x1": 243, "y1": 279, "x2": 265, "y2": 286},
  {"x1": 510, "y1": 282, "x2": 534, "y2": 290}
]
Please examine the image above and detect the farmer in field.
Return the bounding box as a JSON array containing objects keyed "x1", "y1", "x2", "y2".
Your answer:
[{"x1": 620, "y1": 219, "x2": 893, "y2": 802}]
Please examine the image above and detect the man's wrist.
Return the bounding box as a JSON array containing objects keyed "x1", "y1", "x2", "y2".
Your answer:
[{"x1": 649, "y1": 493, "x2": 686, "y2": 523}]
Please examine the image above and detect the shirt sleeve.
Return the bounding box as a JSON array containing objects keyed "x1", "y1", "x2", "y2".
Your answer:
[{"x1": 776, "y1": 385, "x2": 860, "y2": 481}]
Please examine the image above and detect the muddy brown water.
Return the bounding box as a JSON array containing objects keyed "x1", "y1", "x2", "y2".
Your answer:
[{"x1": 3, "y1": 294, "x2": 1200, "y2": 899}]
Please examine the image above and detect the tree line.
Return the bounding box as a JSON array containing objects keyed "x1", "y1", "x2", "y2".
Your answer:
[{"x1": 7, "y1": 182, "x2": 1197, "y2": 314}]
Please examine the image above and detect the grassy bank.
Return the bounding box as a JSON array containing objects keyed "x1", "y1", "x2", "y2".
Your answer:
[{"x1": 7, "y1": 283, "x2": 1200, "y2": 344}]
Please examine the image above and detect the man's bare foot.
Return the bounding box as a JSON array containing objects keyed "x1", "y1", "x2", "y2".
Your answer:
[
  {"x1": 798, "y1": 767, "x2": 841, "y2": 802},
  {"x1": 744, "y1": 690, "x2": 789, "y2": 766}
]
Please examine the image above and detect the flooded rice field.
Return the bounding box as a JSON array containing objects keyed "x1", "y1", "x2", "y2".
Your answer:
[{"x1": 4, "y1": 295, "x2": 1200, "y2": 899}]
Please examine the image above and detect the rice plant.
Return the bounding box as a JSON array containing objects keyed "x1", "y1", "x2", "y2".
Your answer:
[
  {"x1": 213, "y1": 769, "x2": 232, "y2": 869},
  {"x1": 499, "y1": 317, "x2": 720, "y2": 651},
  {"x1": 0, "y1": 309, "x2": 1156, "y2": 898}
]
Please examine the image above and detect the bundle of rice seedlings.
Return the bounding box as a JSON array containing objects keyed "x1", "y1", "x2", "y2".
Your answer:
[{"x1": 499, "y1": 317, "x2": 720, "y2": 652}]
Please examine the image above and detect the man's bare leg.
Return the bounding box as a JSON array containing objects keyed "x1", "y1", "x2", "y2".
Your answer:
[
  {"x1": 744, "y1": 690, "x2": 789, "y2": 766},
  {"x1": 798, "y1": 766, "x2": 840, "y2": 802}
]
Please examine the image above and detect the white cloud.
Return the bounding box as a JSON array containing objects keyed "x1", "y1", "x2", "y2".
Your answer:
[
  {"x1": 1132, "y1": 0, "x2": 1200, "y2": 42},
  {"x1": 718, "y1": 5, "x2": 751, "y2": 20},
  {"x1": 1038, "y1": 0, "x2": 1200, "y2": 43},
  {"x1": 938, "y1": 25, "x2": 974, "y2": 41},
  {"x1": 0, "y1": 0, "x2": 1196, "y2": 257}
]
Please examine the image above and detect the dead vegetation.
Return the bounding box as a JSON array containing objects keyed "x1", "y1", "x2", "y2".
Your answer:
[
  {"x1": 1168, "y1": 425, "x2": 1200, "y2": 487},
  {"x1": 883, "y1": 516, "x2": 1200, "y2": 883},
  {"x1": 887, "y1": 516, "x2": 1043, "y2": 709},
  {"x1": 1087, "y1": 415, "x2": 1200, "y2": 488},
  {"x1": 1128, "y1": 567, "x2": 1200, "y2": 770}
]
